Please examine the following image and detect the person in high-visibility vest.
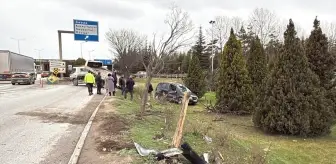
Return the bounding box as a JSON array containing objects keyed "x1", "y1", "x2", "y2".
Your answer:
[{"x1": 84, "y1": 71, "x2": 96, "y2": 96}]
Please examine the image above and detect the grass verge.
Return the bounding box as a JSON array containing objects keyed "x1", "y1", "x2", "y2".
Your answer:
[{"x1": 111, "y1": 77, "x2": 336, "y2": 164}]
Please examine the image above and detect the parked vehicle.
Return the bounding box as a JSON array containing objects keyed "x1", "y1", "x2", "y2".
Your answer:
[
  {"x1": 155, "y1": 82, "x2": 198, "y2": 105},
  {"x1": 134, "y1": 71, "x2": 147, "y2": 78},
  {"x1": 41, "y1": 71, "x2": 50, "y2": 78},
  {"x1": 0, "y1": 50, "x2": 36, "y2": 81},
  {"x1": 11, "y1": 72, "x2": 36, "y2": 85},
  {"x1": 70, "y1": 60, "x2": 111, "y2": 86}
]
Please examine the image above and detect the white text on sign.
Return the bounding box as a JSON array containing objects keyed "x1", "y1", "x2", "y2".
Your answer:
[{"x1": 74, "y1": 24, "x2": 98, "y2": 35}]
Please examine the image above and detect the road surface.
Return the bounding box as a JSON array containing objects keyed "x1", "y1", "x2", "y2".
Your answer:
[{"x1": 0, "y1": 81, "x2": 103, "y2": 164}]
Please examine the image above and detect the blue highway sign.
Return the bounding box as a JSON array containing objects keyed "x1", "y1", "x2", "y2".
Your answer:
[
  {"x1": 94, "y1": 59, "x2": 112, "y2": 65},
  {"x1": 73, "y1": 19, "x2": 99, "y2": 42}
]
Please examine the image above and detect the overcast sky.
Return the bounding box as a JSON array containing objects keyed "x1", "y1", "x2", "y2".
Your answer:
[{"x1": 1, "y1": 0, "x2": 335, "y2": 60}]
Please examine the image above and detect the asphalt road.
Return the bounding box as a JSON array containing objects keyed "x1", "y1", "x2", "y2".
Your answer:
[{"x1": 0, "y1": 81, "x2": 102, "y2": 164}]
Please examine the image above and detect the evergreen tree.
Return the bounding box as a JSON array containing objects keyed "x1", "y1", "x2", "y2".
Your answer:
[
  {"x1": 265, "y1": 33, "x2": 282, "y2": 71},
  {"x1": 238, "y1": 25, "x2": 255, "y2": 57},
  {"x1": 306, "y1": 17, "x2": 336, "y2": 90},
  {"x1": 216, "y1": 29, "x2": 254, "y2": 115},
  {"x1": 237, "y1": 26, "x2": 249, "y2": 56},
  {"x1": 181, "y1": 51, "x2": 192, "y2": 73},
  {"x1": 74, "y1": 58, "x2": 86, "y2": 66},
  {"x1": 192, "y1": 26, "x2": 209, "y2": 70},
  {"x1": 247, "y1": 36, "x2": 267, "y2": 95},
  {"x1": 184, "y1": 55, "x2": 206, "y2": 98},
  {"x1": 253, "y1": 19, "x2": 333, "y2": 137},
  {"x1": 306, "y1": 17, "x2": 336, "y2": 116}
]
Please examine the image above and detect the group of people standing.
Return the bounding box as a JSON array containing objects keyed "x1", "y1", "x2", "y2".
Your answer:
[{"x1": 84, "y1": 71, "x2": 135, "y2": 100}]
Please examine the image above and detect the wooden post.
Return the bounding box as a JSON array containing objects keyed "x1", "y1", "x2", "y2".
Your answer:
[{"x1": 172, "y1": 92, "x2": 191, "y2": 148}]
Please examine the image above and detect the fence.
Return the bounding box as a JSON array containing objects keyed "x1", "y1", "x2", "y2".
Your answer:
[{"x1": 153, "y1": 74, "x2": 187, "y2": 78}]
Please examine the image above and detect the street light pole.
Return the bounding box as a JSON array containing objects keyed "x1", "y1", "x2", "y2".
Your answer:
[
  {"x1": 11, "y1": 37, "x2": 25, "y2": 54},
  {"x1": 34, "y1": 49, "x2": 44, "y2": 72},
  {"x1": 209, "y1": 20, "x2": 216, "y2": 73},
  {"x1": 80, "y1": 41, "x2": 87, "y2": 59},
  {"x1": 88, "y1": 49, "x2": 95, "y2": 60}
]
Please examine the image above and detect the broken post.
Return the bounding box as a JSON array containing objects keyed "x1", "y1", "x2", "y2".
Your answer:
[{"x1": 172, "y1": 91, "x2": 191, "y2": 148}]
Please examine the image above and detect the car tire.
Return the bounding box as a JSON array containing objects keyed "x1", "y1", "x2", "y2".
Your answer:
[
  {"x1": 12, "y1": 83, "x2": 15, "y2": 85},
  {"x1": 73, "y1": 79, "x2": 78, "y2": 86}
]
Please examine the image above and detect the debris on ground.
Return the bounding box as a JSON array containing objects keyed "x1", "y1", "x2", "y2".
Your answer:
[
  {"x1": 134, "y1": 142, "x2": 209, "y2": 163},
  {"x1": 203, "y1": 135, "x2": 213, "y2": 143}
]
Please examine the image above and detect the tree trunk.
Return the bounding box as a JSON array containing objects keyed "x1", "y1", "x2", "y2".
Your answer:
[{"x1": 140, "y1": 75, "x2": 152, "y2": 116}]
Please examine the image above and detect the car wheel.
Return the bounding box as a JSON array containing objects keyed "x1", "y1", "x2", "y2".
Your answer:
[
  {"x1": 32, "y1": 80, "x2": 35, "y2": 84},
  {"x1": 73, "y1": 79, "x2": 78, "y2": 86},
  {"x1": 12, "y1": 83, "x2": 15, "y2": 85}
]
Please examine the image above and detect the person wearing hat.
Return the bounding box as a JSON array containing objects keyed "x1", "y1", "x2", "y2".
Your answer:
[{"x1": 84, "y1": 70, "x2": 95, "y2": 96}]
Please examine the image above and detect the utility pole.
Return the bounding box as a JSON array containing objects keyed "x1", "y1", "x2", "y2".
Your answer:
[
  {"x1": 11, "y1": 37, "x2": 25, "y2": 54},
  {"x1": 34, "y1": 49, "x2": 44, "y2": 72},
  {"x1": 88, "y1": 49, "x2": 95, "y2": 60},
  {"x1": 209, "y1": 20, "x2": 216, "y2": 73}
]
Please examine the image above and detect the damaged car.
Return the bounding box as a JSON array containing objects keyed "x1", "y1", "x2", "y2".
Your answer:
[{"x1": 154, "y1": 82, "x2": 198, "y2": 105}]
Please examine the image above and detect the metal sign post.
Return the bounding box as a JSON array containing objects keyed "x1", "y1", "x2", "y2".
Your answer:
[
  {"x1": 58, "y1": 30, "x2": 74, "y2": 79},
  {"x1": 57, "y1": 19, "x2": 99, "y2": 79}
]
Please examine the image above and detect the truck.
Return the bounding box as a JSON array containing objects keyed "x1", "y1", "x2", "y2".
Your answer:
[
  {"x1": 70, "y1": 60, "x2": 113, "y2": 86},
  {"x1": 0, "y1": 50, "x2": 36, "y2": 81}
]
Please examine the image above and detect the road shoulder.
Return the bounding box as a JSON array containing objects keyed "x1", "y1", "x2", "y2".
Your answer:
[
  {"x1": 39, "y1": 95, "x2": 105, "y2": 164},
  {"x1": 78, "y1": 97, "x2": 134, "y2": 164}
]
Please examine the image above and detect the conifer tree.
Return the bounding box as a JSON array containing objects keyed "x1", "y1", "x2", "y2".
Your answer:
[
  {"x1": 306, "y1": 17, "x2": 336, "y2": 116},
  {"x1": 216, "y1": 29, "x2": 254, "y2": 115},
  {"x1": 181, "y1": 53, "x2": 191, "y2": 73},
  {"x1": 192, "y1": 26, "x2": 209, "y2": 70},
  {"x1": 253, "y1": 19, "x2": 333, "y2": 137},
  {"x1": 184, "y1": 55, "x2": 206, "y2": 98},
  {"x1": 247, "y1": 36, "x2": 267, "y2": 95},
  {"x1": 306, "y1": 17, "x2": 336, "y2": 90}
]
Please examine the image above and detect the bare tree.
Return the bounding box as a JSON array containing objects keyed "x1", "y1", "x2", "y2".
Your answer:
[
  {"x1": 231, "y1": 16, "x2": 244, "y2": 33},
  {"x1": 105, "y1": 29, "x2": 145, "y2": 77},
  {"x1": 206, "y1": 16, "x2": 231, "y2": 52},
  {"x1": 296, "y1": 24, "x2": 306, "y2": 39},
  {"x1": 248, "y1": 8, "x2": 280, "y2": 45},
  {"x1": 139, "y1": 5, "x2": 194, "y2": 116},
  {"x1": 321, "y1": 21, "x2": 336, "y2": 50}
]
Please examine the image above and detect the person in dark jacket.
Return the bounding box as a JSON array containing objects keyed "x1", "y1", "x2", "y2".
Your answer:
[
  {"x1": 95, "y1": 72, "x2": 103, "y2": 95},
  {"x1": 148, "y1": 83, "x2": 153, "y2": 100},
  {"x1": 112, "y1": 71, "x2": 118, "y2": 89},
  {"x1": 119, "y1": 75, "x2": 126, "y2": 96},
  {"x1": 125, "y1": 76, "x2": 135, "y2": 100}
]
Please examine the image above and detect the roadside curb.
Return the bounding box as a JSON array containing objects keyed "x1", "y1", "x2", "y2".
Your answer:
[{"x1": 68, "y1": 95, "x2": 107, "y2": 164}]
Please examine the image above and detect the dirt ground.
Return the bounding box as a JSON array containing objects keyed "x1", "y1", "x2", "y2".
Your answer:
[{"x1": 78, "y1": 97, "x2": 135, "y2": 164}]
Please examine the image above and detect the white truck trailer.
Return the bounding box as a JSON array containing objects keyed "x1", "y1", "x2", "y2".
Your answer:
[
  {"x1": 0, "y1": 50, "x2": 36, "y2": 81},
  {"x1": 70, "y1": 60, "x2": 112, "y2": 86}
]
